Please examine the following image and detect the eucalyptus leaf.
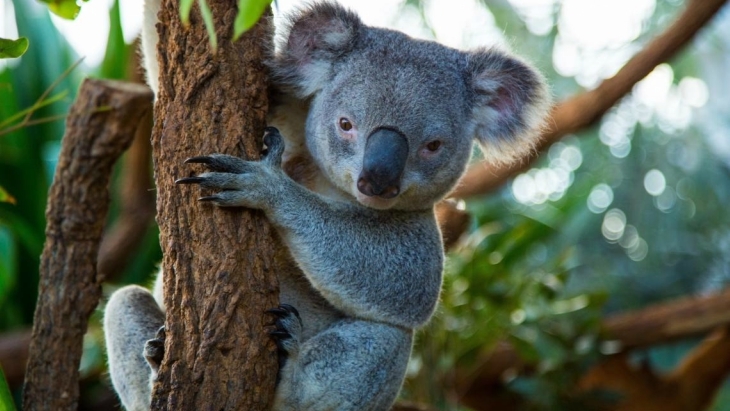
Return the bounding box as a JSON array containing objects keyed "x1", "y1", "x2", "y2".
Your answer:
[
  {"x1": 0, "y1": 365, "x2": 15, "y2": 411},
  {"x1": 0, "y1": 187, "x2": 14, "y2": 205},
  {"x1": 180, "y1": 0, "x2": 194, "y2": 26},
  {"x1": 39, "y1": 0, "x2": 81, "y2": 20},
  {"x1": 198, "y1": 0, "x2": 218, "y2": 51},
  {"x1": 234, "y1": 0, "x2": 272, "y2": 40},
  {"x1": 0, "y1": 38, "x2": 29, "y2": 59}
]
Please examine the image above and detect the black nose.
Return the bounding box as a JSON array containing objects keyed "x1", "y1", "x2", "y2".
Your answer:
[
  {"x1": 357, "y1": 177, "x2": 399, "y2": 198},
  {"x1": 357, "y1": 127, "x2": 408, "y2": 199}
]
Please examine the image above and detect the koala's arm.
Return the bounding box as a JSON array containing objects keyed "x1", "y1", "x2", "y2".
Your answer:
[
  {"x1": 271, "y1": 182, "x2": 444, "y2": 329},
  {"x1": 178, "y1": 131, "x2": 443, "y2": 329}
]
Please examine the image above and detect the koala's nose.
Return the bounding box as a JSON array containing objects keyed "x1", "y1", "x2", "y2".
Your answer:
[{"x1": 357, "y1": 127, "x2": 408, "y2": 199}]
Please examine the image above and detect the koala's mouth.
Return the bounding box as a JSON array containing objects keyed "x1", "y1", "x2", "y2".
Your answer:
[{"x1": 354, "y1": 191, "x2": 399, "y2": 210}]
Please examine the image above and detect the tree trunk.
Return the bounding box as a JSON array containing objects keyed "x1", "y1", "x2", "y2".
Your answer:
[
  {"x1": 23, "y1": 79, "x2": 153, "y2": 411},
  {"x1": 149, "y1": 1, "x2": 279, "y2": 410}
]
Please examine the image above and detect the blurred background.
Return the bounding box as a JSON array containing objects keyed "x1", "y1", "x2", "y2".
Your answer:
[{"x1": 1, "y1": 0, "x2": 729, "y2": 409}]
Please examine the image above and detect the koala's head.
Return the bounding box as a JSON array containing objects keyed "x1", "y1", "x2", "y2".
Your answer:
[{"x1": 272, "y1": 2, "x2": 549, "y2": 211}]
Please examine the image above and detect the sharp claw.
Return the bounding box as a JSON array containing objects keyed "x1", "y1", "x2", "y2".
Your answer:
[
  {"x1": 198, "y1": 196, "x2": 219, "y2": 202},
  {"x1": 185, "y1": 156, "x2": 213, "y2": 164},
  {"x1": 175, "y1": 177, "x2": 205, "y2": 185},
  {"x1": 266, "y1": 307, "x2": 288, "y2": 317},
  {"x1": 279, "y1": 304, "x2": 301, "y2": 319},
  {"x1": 269, "y1": 330, "x2": 291, "y2": 338}
]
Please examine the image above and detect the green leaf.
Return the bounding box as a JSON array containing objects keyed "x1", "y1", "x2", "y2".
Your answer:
[
  {"x1": 0, "y1": 186, "x2": 14, "y2": 205},
  {"x1": 198, "y1": 0, "x2": 218, "y2": 51},
  {"x1": 234, "y1": 0, "x2": 271, "y2": 40},
  {"x1": 0, "y1": 365, "x2": 16, "y2": 411},
  {"x1": 0, "y1": 38, "x2": 29, "y2": 59},
  {"x1": 180, "y1": 0, "x2": 194, "y2": 26},
  {"x1": 39, "y1": 0, "x2": 81, "y2": 20}
]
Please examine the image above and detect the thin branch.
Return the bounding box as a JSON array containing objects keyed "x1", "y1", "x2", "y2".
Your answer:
[
  {"x1": 451, "y1": 0, "x2": 729, "y2": 199},
  {"x1": 0, "y1": 59, "x2": 83, "y2": 137}
]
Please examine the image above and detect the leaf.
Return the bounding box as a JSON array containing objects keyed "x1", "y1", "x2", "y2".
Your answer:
[
  {"x1": 0, "y1": 187, "x2": 14, "y2": 205},
  {"x1": 234, "y1": 0, "x2": 272, "y2": 40},
  {"x1": 0, "y1": 365, "x2": 16, "y2": 411},
  {"x1": 39, "y1": 0, "x2": 82, "y2": 20},
  {"x1": 198, "y1": 0, "x2": 218, "y2": 51},
  {"x1": 0, "y1": 38, "x2": 29, "y2": 59},
  {"x1": 180, "y1": 0, "x2": 194, "y2": 26}
]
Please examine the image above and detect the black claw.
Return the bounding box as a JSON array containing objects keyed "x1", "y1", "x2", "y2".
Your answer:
[
  {"x1": 198, "y1": 196, "x2": 219, "y2": 202},
  {"x1": 155, "y1": 325, "x2": 166, "y2": 340},
  {"x1": 269, "y1": 330, "x2": 291, "y2": 339},
  {"x1": 184, "y1": 156, "x2": 213, "y2": 164},
  {"x1": 264, "y1": 126, "x2": 280, "y2": 134},
  {"x1": 175, "y1": 177, "x2": 205, "y2": 185},
  {"x1": 266, "y1": 304, "x2": 301, "y2": 320},
  {"x1": 144, "y1": 327, "x2": 166, "y2": 370},
  {"x1": 266, "y1": 307, "x2": 288, "y2": 317}
]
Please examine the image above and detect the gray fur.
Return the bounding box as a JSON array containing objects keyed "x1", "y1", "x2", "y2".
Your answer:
[
  {"x1": 104, "y1": 286, "x2": 164, "y2": 411},
  {"x1": 104, "y1": 1, "x2": 549, "y2": 411}
]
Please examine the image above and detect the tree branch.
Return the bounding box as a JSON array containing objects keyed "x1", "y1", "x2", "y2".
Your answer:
[
  {"x1": 456, "y1": 287, "x2": 730, "y2": 408},
  {"x1": 22, "y1": 79, "x2": 153, "y2": 411},
  {"x1": 97, "y1": 49, "x2": 156, "y2": 282},
  {"x1": 96, "y1": 107, "x2": 155, "y2": 281},
  {"x1": 451, "y1": 0, "x2": 728, "y2": 199}
]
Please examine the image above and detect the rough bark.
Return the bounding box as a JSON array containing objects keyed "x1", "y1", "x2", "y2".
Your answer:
[
  {"x1": 149, "y1": 1, "x2": 279, "y2": 410},
  {"x1": 22, "y1": 79, "x2": 153, "y2": 411},
  {"x1": 451, "y1": 0, "x2": 729, "y2": 199}
]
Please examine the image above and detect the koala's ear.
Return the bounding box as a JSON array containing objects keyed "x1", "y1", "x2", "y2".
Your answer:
[
  {"x1": 272, "y1": 2, "x2": 362, "y2": 97},
  {"x1": 466, "y1": 49, "x2": 550, "y2": 163}
]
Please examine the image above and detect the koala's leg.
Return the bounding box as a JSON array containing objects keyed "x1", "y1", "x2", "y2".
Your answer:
[
  {"x1": 273, "y1": 318, "x2": 413, "y2": 411},
  {"x1": 104, "y1": 285, "x2": 165, "y2": 411}
]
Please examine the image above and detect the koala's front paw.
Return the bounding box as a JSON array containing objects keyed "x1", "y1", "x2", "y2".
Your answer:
[
  {"x1": 144, "y1": 326, "x2": 166, "y2": 376},
  {"x1": 175, "y1": 127, "x2": 286, "y2": 209},
  {"x1": 267, "y1": 304, "x2": 303, "y2": 363}
]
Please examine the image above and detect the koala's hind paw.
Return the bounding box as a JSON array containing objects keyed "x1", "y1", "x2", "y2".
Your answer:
[
  {"x1": 267, "y1": 304, "x2": 303, "y2": 360},
  {"x1": 144, "y1": 326, "x2": 166, "y2": 375},
  {"x1": 262, "y1": 127, "x2": 284, "y2": 167}
]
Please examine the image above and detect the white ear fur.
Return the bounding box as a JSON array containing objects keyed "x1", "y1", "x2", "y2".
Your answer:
[
  {"x1": 271, "y1": 2, "x2": 362, "y2": 97},
  {"x1": 467, "y1": 48, "x2": 551, "y2": 164}
]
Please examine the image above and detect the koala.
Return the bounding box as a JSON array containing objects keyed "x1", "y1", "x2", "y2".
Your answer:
[{"x1": 103, "y1": 1, "x2": 549, "y2": 411}]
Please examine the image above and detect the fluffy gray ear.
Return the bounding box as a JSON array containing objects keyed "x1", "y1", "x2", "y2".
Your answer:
[
  {"x1": 272, "y1": 2, "x2": 362, "y2": 97},
  {"x1": 466, "y1": 48, "x2": 550, "y2": 163}
]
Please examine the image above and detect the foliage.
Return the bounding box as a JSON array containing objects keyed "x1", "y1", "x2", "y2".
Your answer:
[
  {"x1": 179, "y1": 0, "x2": 273, "y2": 49},
  {"x1": 0, "y1": 366, "x2": 16, "y2": 411},
  {"x1": 401, "y1": 0, "x2": 730, "y2": 409},
  {"x1": 2, "y1": 0, "x2": 730, "y2": 410},
  {"x1": 0, "y1": 38, "x2": 28, "y2": 59},
  {"x1": 37, "y1": 0, "x2": 89, "y2": 20},
  {"x1": 0, "y1": 0, "x2": 159, "y2": 405},
  {"x1": 234, "y1": 0, "x2": 273, "y2": 40}
]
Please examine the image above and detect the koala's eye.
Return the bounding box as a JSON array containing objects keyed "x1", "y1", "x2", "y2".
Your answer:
[
  {"x1": 339, "y1": 118, "x2": 353, "y2": 131},
  {"x1": 426, "y1": 140, "x2": 442, "y2": 152}
]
